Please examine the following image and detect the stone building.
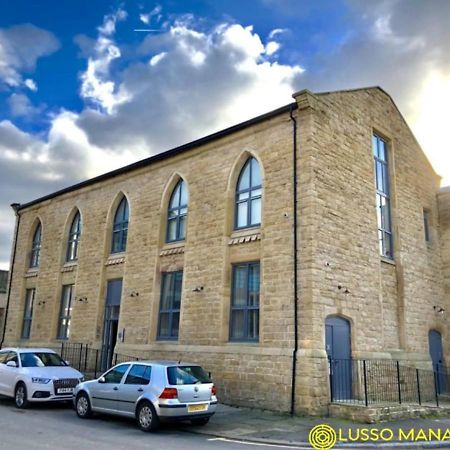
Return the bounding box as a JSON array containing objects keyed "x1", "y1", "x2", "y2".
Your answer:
[
  {"x1": 2, "y1": 87, "x2": 449, "y2": 415},
  {"x1": 0, "y1": 270, "x2": 7, "y2": 338}
]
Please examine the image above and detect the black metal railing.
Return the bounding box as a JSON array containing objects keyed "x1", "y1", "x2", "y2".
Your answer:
[
  {"x1": 58, "y1": 342, "x2": 142, "y2": 379},
  {"x1": 329, "y1": 358, "x2": 450, "y2": 407}
]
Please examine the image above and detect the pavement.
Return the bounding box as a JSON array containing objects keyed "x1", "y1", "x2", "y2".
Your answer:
[{"x1": 189, "y1": 404, "x2": 450, "y2": 448}]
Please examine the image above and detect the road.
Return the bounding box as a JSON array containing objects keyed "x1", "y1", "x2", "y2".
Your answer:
[{"x1": 0, "y1": 396, "x2": 302, "y2": 450}]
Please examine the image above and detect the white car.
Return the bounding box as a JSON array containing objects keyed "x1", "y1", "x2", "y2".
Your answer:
[{"x1": 0, "y1": 347, "x2": 84, "y2": 408}]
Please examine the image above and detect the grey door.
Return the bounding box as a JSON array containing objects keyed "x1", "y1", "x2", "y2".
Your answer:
[
  {"x1": 429, "y1": 330, "x2": 446, "y2": 394},
  {"x1": 326, "y1": 316, "x2": 352, "y2": 400},
  {"x1": 101, "y1": 279, "x2": 122, "y2": 371}
]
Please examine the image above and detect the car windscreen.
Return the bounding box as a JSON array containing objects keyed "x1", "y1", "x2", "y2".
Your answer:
[
  {"x1": 167, "y1": 366, "x2": 211, "y2": 385},
  {"x1": 20, "y1": 352, "x2": 67, "y2": 368}
]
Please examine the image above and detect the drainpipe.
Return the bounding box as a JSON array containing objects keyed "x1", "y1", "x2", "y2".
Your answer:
[
  {"x1": 289, "y1": 105, "x2": 299, "y2": 415},
  {"x1": 0, "y1": 203, "x2": 21, "y2": 349}
]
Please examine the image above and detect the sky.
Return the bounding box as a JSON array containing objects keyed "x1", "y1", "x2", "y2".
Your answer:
[{"x1": 1, "y1": 0, "x2": 450, "y2": 269}]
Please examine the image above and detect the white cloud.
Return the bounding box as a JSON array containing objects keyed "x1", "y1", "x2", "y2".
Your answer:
[
  {"x1": 0, "y1": 24, "x2": 59, "y2": 90},
  {"x1": 7, "y1": 93, "x2": 41, "y2": 118},
  {"x1": 265, "y1": 41, "x2": 280, "y2": 55},
  {"x1": 24, "y1": 78, "x2": 37, "y2": 91},
  {"x1": 140, "y1": 5, "x2": 162, "y2": 25}
]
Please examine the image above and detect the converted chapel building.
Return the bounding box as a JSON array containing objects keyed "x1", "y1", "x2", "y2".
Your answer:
[{"x1": 2, "y1": 87, "x2": 450, "y2": 415}]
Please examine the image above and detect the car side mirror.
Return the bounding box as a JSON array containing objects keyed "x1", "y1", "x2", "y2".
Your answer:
[
  {"x1": 6, "y1": 361, "x2": 17, "y2": 368},
  {"x1": 65, "y1": 360, "x2": 70, "y2": 366},
  {"x1": 98, "y1": 376, "x2": 106, "y2": 384},
  {"x1": 208, "y1": 372, "x2": 213, "y2": 380}
]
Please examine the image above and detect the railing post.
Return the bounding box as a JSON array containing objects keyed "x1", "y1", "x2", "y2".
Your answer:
[
  {"x1": 78, "y1": 343, "x2": 83, "y2": 371},
  {"x1": 396, "y1": 361, "x2": 402, "y2": 404},
  {"x1": 416, "y1": 369, "x2": 421, "y2": 405},
  {"x1": 363, "y1": 360, "x2": 368, "y2": 407},
  {"x1": 61, "y1": 342, "x2": 64, "y2": 357},
  {"x1": 434, "y1": 368, "x2": 440, "y2": 407},
  {"x1": 94, "y1": 349, "x2": 99, "y2": 378},
  {"x1": 328, "y1": 358, "x2": 334, "y2": 402},
  {"x1": 83, "y1": 345, "x2": 88, "y2": 372}
]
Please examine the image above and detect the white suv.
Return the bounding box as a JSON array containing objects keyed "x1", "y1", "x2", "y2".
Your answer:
[{"x1": 0, "y1": 348, "x2": 83, "y2": 408}]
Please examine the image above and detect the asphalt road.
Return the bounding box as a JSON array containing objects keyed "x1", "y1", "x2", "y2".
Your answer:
[{"x1": 0, "y1": 396, "x2": 302, "y2": 450}]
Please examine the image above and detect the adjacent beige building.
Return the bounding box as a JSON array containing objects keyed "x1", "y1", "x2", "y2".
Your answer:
[
  {"x1": 2, "y1": 87, "x2": 449, "y2": 415},
  {"x1": 0, "y1": 270, "x2": 7, "y2": 339}
]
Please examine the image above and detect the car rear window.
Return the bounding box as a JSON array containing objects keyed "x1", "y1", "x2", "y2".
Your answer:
[{"x1": 167, "y1": 366, "x2": 211, "y2": 385}]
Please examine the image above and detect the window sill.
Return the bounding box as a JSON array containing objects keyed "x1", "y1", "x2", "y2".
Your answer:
[
  {"x1": 160, "y1": 241, "x2": 185, "y2": 257},
  {"x1": 229, "y1": 227, "x2": 261, "y2": 246},
  {"x1": 61, "y1": 261, "x2": 78, "y2": 273},
  {"x1": 381, "y1": 257, "x2": 396, "y2": 266},
  {"x1": 24, "y1": 269, "x2": 39, "y2": 278},
  {"x1": 105, "y1": 254, "x2": 126, "y2": 266}
]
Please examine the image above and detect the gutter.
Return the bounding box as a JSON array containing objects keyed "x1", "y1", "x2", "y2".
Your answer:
[
  {"x1": 289, "y1": 105, "x2": 299, "y2": 415},
  {"x1": 0, "y1": 203, "x2": 21, "y2": 348}
]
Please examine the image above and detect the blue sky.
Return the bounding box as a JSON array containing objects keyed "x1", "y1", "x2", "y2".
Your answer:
[{"x1": 1, "y1": 0, "x2": 450, "y2": 268}]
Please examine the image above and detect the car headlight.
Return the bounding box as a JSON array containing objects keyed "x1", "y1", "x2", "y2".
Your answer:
[
  {"x1": 78, "y1": 377, "x2": 85, "y2": 383},
  {"x1": 32, "y1": 377, "x2": 51, "y2": 384}
]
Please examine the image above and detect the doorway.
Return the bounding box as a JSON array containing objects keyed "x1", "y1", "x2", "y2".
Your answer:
[
  {"x1": 429, "y1": 329, "x2": 446, "y2": 394},
  {"x1": 101, "y1": 279, "x2": 123, "y2": 371},
  {"x1": 326, "y1": 315, "x2": 352, "y2": 400}
]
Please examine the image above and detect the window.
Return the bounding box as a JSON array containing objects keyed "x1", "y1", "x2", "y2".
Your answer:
[
  {"x1": 57, "y1": 285, "x2": 74, "y2": 340},
  {"x1": 230, "y1": 262, "x2": 260, "y2": 341},
  {"x1": 373, "y1": 134, "x2": 393, "y2": 259},
  {"x1": 103, "y1": 364, "x2": 130, "y2": 383},
  {"x1": 423, "y1": 209, "x2": 431, "y2": 243},
  {"x1": 125, "y1": 364, "x2": 151, "y2": 385},
  {"x1": 167, "y1": 366, "x2": 211, "y2": 385},
  {"x1": 167, "y1": 180, "x2": 188, "y2": 242},
  {"x1": 66, "y1": 212, "x2": 81, "y2": 261},
  {"x1": 157, "y1": 271, "x2": 183, "y2": 340},
  {"x1": 111, "y1": 197, "x2": 129, "y2": 253},
  {"x1": 21, "y1": 289, "x2": 35, "y2": 339},
  {"x1": 235, "y1": 157, "x2": 262, "y2": 229},
  {"x1": 30, "y1": 223, "x2": 42, "y2": 268}
]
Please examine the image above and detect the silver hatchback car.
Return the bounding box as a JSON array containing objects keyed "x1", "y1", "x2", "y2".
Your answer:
[{"x1": 73, "y1": 360, "x2": 217, "y2": 431}]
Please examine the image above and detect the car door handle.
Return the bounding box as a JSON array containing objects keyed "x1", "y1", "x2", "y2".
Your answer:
[
  {"x1": 137, "y1": 388, "x2": 144, "y2": 392},
  {"x1": 113, "y1": 387, "x2": 119, "y2": 391}
]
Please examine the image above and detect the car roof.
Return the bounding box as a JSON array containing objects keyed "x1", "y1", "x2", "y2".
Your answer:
[
  {"x1": 0, "y1": 348, "x2": 57, "y2": 353},
  {"x1": 116, "y1": 360, "x2": 199, "y2": 367}
]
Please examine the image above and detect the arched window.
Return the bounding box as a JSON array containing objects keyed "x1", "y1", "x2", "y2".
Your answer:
[
  {"x1": 235, "y1": 157, "x2": 262, "y2": 229},
  {"x1": 30, "y1": 222, "x2": 42, "y2": 268},
  {"x1": 111, "y1": 197, "x2": 129, "y2": 253},
  {"x1": 167, "y1": 180, "x2": 188, "y2": 242},
  {"x1": 66, "y1": 212, "x2": 81, "y2": 262}
]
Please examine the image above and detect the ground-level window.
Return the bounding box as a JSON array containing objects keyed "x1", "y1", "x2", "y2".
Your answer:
[
  {"x1": 21, "y1": 289, "x2": 35, "y2": 339},
  {"x1": 423, "y1": 209, "x2": 431, "y2": 243},
  {"x1": 57, "y1": 284, "x2": 74, "y2": 340},
  {"x1": 157, "y1": 271, "x2": 183, "y2": 340},
  {"x1": 230, "y1": 262, "x2": 260, "y2": 341}
]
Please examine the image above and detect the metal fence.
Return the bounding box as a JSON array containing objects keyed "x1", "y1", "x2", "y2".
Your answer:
[
  {"x1": 57, "y1": 342, "x2": 142, "y2": 379},
  {"x1": 329, "y1": 358, "x2": 450, "y2": 407}
]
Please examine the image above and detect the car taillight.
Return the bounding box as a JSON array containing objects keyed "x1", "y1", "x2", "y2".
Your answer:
[
  {"x1": 212, "y1": 385, "x2": 217, "y2": 396},
  {"x1": 159, "y1": 387, "x2": 178, "y2": 399}
]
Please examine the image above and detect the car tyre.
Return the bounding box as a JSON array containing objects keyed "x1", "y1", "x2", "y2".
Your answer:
[
  {"x1": 136, "y1": 401, "x2": 159, "y2": 432},
  {"x1": 75, "y1": 392, "x2": 92, "y2": 419},
  {"x1": 191, "y1": 417, "x2": 210, "y2": 426},
  {"x1": 14, "y1": 382, "x2": 29, "y2": 409}
]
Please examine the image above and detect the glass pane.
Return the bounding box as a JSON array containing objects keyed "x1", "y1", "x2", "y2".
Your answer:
[
  {"x1": 251, "y1": 198, "x2": 261, "y2": 225},
  {"x1": 248, "y1": 264, "x2": 260, "y2": 306},
  {"x1": 376, "y1": 195, "x2": 382, "y2": 228},
  {"x1": 372, "y1": 135, "x2": 378, "y2": 157},
  {"x1": 121, "y1": 229, "x2": 128, "y2": 251},
  {"x1": 125, "y1": 364, "x2": 150, "y2": 385},
  {"x1": 378, "y1": 139, "x2": 386, "y2": 161},
  {"x1": 382, "y1": 165, "x2": 389, "y2": 194},
  {"x1": 384, "y1": 232, "x2": 392, "y2": 257},
  {"x1": 112, "y1": 231, "x2": 121, "y2": 252},
  {"x1": 173, "y1": 273, "x2": 183, "y2": 309},
  {"x1": 167, "y1": 219, "x2": 177, "y2": 241},
  {"x1": 104, "y1": 364, "x2": 130, "y2": 383},
  {"x1": 160, "y1": 276, "x2": 172, "y2": 310},
  {"x1": 378, "y1": 230, "x2": 384, "y2": 255},
  {"x1": 179, "y1": 207, "x2": 188, "y2": 215},
  {"x1": 231, "y1": 310, "x2": 245, "y2": 340},
  {"x1": 22, "y1": 320, "x2": 31, "y2": 339},
  {"x1": 158, "y1": 313, "x2": 170, "y2": 337},
  {"x1": 251, "y1": 158, "x2": 262, "y2": 187},
  {"x1": 376, "y1": 161, "x2": 384, "y2": 192},
  {"x1": 247, "y1": 309, "x2": 259, "y2": 340},
  {"x1": 171, "y1": 312, "x2": 180, "y2": 337},
  {"x1": 238, "y1": 162, "x2": 250, "y2": 191},
  {"x1": 252, "y1": 188, "x2": 262, "y2": 198},
  {"x1": 180, "y1": 181, "x2": 188, "y2": 206},
  {"x1": 170, "y1": 184, "x2": 181, "y2": 209},
  {"x1": 238, "y1": 192, "x2": 249, "y2": 201},
  {"x1": 178, "y1": 216, "x2": 186, "y2": 240},
  {"x1": 237, "y1": 202, "x2": 248, "y2": 228},
  {"x1": 233, "y1": 267, "x2": 247, "y2": 306},
  {"x1": 66, "y1": 319, "x2": 71, "y2": 339}
]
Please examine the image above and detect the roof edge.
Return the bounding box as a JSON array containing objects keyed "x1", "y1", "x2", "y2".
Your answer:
[{"x1": 17, "y1": 102, "x2": 296, "y2": 211}]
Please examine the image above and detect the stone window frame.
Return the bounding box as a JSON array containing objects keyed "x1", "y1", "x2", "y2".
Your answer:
[
  {"x1": 111, "y1": 196, "x2": 129, "y2": 254},
  {"x1": 229, "y1": 261, "x2": 260, "y2": 342},
  {"x1": 30, "y1": 222, "x2": 42, "y2": 268},
  {"x1": 66, "y1": 211, "x2": 82, "y2": 262},
  {"x1": 234, "y1": 157, "x2": 262, "y2": 230},
  {"x1": 157, "y1": 270, "x2": 183, "y2": 341},
  {"x1": 166, "y1": 179, "x2": 188, "y2": 243},
  {"x1": 21, "y1": 288, "x2": 35, "y2": 340},
  {"x1": 423, "y1": 208, "x2": 431, "y2": 243},
  {"x1": 373, "y1": 133, "x2": 394, "y2": 260},
  {"x1": 57, "y1": 284, "x2": 74, "y2": 340}
]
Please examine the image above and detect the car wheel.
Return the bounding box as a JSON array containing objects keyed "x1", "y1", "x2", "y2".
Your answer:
[
  {"x1": 15, "y1": 383, "x2": 29, "y2": 409},
  {"x1": 191, "y1": 417, "x2": 210, "y2": 426},
  {"x1": 136, "y1": 401, "x2": 159, "y2": 432},
  {"x1": 76, "y1": 392, "x2": 92, "y2": 418}
]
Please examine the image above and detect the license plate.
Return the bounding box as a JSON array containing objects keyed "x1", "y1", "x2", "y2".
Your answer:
[
  {"x1": 187, "y1": 403, "x2": 208, "y2": 413},
  {"x1": 57, "y1": 388, "x2": 74, "y2": 394}
]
